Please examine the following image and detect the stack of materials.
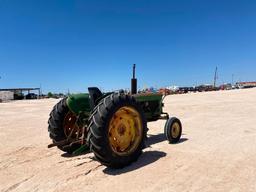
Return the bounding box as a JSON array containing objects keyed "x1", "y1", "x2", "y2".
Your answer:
[{"x1": 0, "y1": 91, "x2": 14, "y2": 102}]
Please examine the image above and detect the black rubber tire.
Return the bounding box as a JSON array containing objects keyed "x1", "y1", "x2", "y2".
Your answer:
[
  {"x1": 48, "y1": 98, "x2": 81, "y2": 154},
  {"x1": 87, "y1": 93, "x2": 147, "y2": 168},
  {"x1": 164, "y1": 117, "x2": 182, "y2": 143}
]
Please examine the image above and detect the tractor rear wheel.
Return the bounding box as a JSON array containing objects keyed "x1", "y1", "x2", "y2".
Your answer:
[
  {"x1": 164, "y1": 117, "x2": 182, "y2": 143},
  {"x1": 48, "y1": 98, "x2": 82, "y2": 154},
  {"x1": 88, "y1": 93, "x2": 147, "y2": 168}
]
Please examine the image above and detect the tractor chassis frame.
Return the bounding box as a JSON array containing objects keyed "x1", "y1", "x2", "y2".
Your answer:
[{"x1": 48, "y1": 111, "x2": 169, "y2": 151}]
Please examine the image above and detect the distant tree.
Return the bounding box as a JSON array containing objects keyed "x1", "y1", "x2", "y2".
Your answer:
[
  {"x1": 47, "y1": 92, "x2": 53, "y2": 98},
  {"x1": 59, "y1": 93, "x2": 64, "y2": 97}
]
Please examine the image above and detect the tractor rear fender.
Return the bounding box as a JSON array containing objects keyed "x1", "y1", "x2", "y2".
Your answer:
[{"x1": 66, "y1": 93, "x2": 91, "y2": 115}]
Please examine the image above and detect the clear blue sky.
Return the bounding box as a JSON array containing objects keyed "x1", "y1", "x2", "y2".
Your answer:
[{"x1": 0, "y1": 0, "x2": 256, "y2": 93}]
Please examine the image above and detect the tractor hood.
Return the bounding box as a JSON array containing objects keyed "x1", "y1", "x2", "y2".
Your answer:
[{"x1": 66, "y1": 93, "x2": 91, "y2": 115}]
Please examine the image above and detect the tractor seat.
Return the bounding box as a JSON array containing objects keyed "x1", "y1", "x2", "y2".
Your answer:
[{"x1": 88, "y1": 87, "x2": 103, "y2": 109}]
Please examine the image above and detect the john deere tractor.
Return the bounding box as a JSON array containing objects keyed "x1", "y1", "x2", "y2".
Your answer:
[{"x1": 48, "y1": 64, "x2": 182, "y2": 168}]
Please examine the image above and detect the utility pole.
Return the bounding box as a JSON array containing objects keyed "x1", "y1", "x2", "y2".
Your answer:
[
  {"x1": 213, "y1": 66, "x2": 218, "y2": 88},
  {"x1": 232, "y1": 74, "x2": 234, "y2": 85},
  {"x1": 39, "y1": 84, "x2": 42, "y2": 98}
]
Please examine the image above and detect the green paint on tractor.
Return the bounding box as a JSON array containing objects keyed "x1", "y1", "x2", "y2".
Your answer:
[
  {"x1": 67, "y1": 92, "x2": 163, "y2": 122},
  {"x1": 66, "y1": 93, "x2": 91, "y2": 114},
  {"x1": 134, "y1": 93, "x2": 163, "y2": 121}
]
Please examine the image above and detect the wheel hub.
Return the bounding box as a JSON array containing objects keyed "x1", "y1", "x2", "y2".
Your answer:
[
  {"x1": 171, "y1": 122, "x2": 180, "y2": 138},
  {"x1": 108, "y1": 106, "x2": 143, "y2": 156},
  {"x1": 63, "y1": 112, "x2": 81, "y2": 139},
  {"x1": 117, "y1": 124, "x2": 126, "y2": 135}
]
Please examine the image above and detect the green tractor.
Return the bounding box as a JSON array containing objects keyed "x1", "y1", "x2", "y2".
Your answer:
[{"x1": 48, "y1": 65, "x2": 182, "y2": 168}]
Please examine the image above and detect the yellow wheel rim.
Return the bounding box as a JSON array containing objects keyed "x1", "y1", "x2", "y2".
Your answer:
[
  {"x1": 63, "y1": 112, "x2": 81, "y2": 139},
  {"x1": 108, "y1": 106, "x2": 143, "y2": 156},
  {"x1": 171, "y1": 122, "x2": 181, "y2": 138}
]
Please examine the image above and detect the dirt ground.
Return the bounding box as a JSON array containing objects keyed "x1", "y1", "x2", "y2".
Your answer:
[{"x1": 1, "y1": 88, "x2": 256, "y2": 192}]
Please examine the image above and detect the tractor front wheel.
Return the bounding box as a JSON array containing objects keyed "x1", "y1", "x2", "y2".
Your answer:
[
  {"x1": 164, "y1": 117, "x2": 182, "y2": 143},
  {"x1": 88, "y1": 93, "x2": 147, "y2": 168}
]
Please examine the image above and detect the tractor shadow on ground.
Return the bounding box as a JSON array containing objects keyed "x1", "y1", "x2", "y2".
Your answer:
[
  {"x1": 103, "y1": 150, "x2": 167, "y2": 175},
  {"x1": 61, "y1": 150, "x2": 91, "y2": 158},
  {"x1": 103, "y1": 134, "x2": 188, "y2": 175},
  {"x1": 146, "y1": 133, "x2": 188, "y2": 146}
]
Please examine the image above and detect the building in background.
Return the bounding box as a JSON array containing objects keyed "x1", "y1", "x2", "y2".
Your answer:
[
  {"x1": 0, "y1": 91, "x2": 14, "y2": 102},
  {"x1": 0, "y1": 88, "x2": 40, "y2": 101}
]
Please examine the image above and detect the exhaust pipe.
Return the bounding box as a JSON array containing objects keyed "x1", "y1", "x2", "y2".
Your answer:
[{"x1": 131, "y1": 64, "x2": 137, "y2": 94}]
